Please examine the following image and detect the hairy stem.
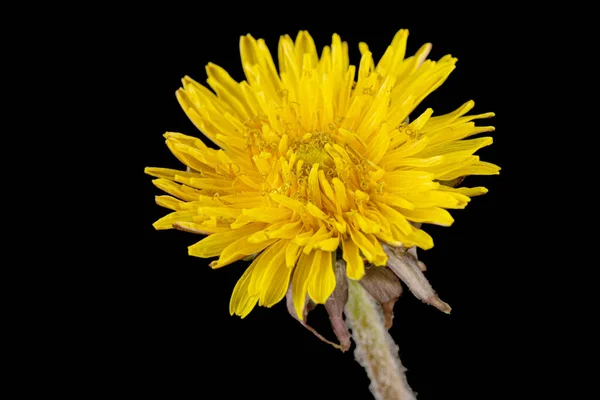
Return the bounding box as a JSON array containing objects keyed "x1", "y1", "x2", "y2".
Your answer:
[{"x1": 345, "y1": 279, "x2": 416, "y2": 400}]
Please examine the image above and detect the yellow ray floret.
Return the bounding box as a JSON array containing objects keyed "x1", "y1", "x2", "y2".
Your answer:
[{"x1": 146, "y1": 29, "x2": 499, "y2": 319}]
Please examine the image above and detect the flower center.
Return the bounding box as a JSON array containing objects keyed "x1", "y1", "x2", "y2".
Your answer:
[
  {"x1": 239, "y1": 108, "x2": 386, "y2": 207},
  {"x1": 293, "y1": 132, "x2": 335, "y2": 170}
]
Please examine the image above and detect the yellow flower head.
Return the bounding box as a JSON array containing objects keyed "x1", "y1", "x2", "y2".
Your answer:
[{"x1": 145, "y1": 29, "x2": 499, "y2": 321}]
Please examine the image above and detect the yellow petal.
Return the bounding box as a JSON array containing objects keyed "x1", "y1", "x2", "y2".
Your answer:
[
  {"x1": 229, "y1": 263, "x2": 259, "y2": 318},
  {"x1": 176, "y1": 90, "x2": 217, "y2": 144},
  {"x1": 302, "y1": 225, "x2": 332, "y2": 254},
  {"x1": 437, "y1": 185, "x2": 489, "y2": 197},
  {"x1": 318, "y1": 170, "x2": 336, "y2": 202},
  {"x1": 265, "y1": 219, "x2": 304, "y2": 239},
  {"x1": 373, "y1": 229, "x2": 401, "y2": 247},
  {"x1": 292, "y1": 230, "x2": 316, "y2": 246},
  {"x1": 145, "y1": 167, "x2": 204, "y2": 181},
  {"x1": 332, "y1": 178, "x2": 350, "y2": 212},
  {"x1": 247, "y1": 240, "x2": 291, "y2": 307},
  {"x1": 407, "y1": 227, "x2": 434, "y2": 250},
  {"x1": 230, "y1": 207, "x2": 293, "y2": 229},
  {"x1": 402, "y1": 190, "x2": 469, "y2": 209},
  {"x1": 417, "y1": 153, "x2": 479, "y2": 178},
  {"x1": 374, "y1": 202, "x2": 413, "y2": 235},
  {"x1": 306, "y1": 201, "x2": 329, "y2": 221},
  {"x1": 415, "y1": 137, "x2": 493, "y2": 158},
  {"x1": 188, "y1": 223, "x2": 267, "y2": 258},
  {"x1": 210, "y1": 236, "x2": 277, "y2": 269},
  {"x1": 347, "y1": 226, "x2": 387, "y2": 266},
  {"x1": 366, "y1": 233, "x2": 388, "y2": 266},
  {"x1": 291, "y1": 251, "x2": 315, "y2": 320},
  {"x1": 314, "y1": 236, "x2": 340, "y2": 252},
  {"x1": 295, "y1": 30, "x2": 318, "y2": 69},
  {"x1": 308, "y1": 250, "x2": 336, "y2": 304},
  {"x1": 155, "y1": 195, "x2": 184, "y2": 211},
  {"x1": 247, "y1": 229, "x2": 270, "y2": 243},
  {"x1": 307, "y1": 163, "x2": 322, "y2": 209},
  {"x1": 153, "y1": 210, "x2": 197, "y2": 230},
  {"x1": 218, "y1": 194, "x2": 265, "y2": 206},
  {"x1": 186, "y1": 178, "x2": 235, "y2": 193},
  {"x1": 427, "y1": 123, "x2": 495, "y2": 146},
  {"x1": 424, "y1": 100, "x2": 475, "y2": 130},
  {"x1": 285, "y1": 240, "x2": 302, "y2": 267},
  {"x1": 261, "y1": 259, "x2": 294, "y2": 307},
  {"x1": 165, "y1": 140, "x2": 220, "y2": 173},
  {"x1": 437, "y1": 161, "x2": 500, "y2": 180},
  {"x1": 172, "y1": 221, "x2": 231, "y2": 235},
  {"x1": 342, "y1": 237, "x2": 364, "y2": 280},
  {"x1": 363, "y1": 124, "x2": 390, "y2": 164},
  {"x1": 151, "y1": 179, "x2": 201, "y2": 202},
  {"x1": 248, "y1": 240, "x2": 287, "y2": 296},
  {"x1": 205, "y1": 62, "x2": 251, "y2": 120},
  {"x1": 248, "y1": 219, "x2": 302, "y2": 244},
  {"x1": 409, "y1": 108, "x2": 434, "y2": 130},
  {"x1": 240, "y1": 35, "x2": 281, "y2": 99},
  {"x1": 181, "y1": 76, "x2": 231, "y2": 116},
  {"x1": 383, "y1": 171, "x2": 436, "y2": 190},
  {"x1": 197, "y1": 207, "x2": 243, "y2": 219},
  {"x1": 269, "y1": 193, "x2": 305, "y2": 213},
  {"x1": 381, "y1": 137, "x2": 431, "y2": 164},
  {"x1": 371, "y1": 193, "x2": 415, "y2": 210},
  {"x1": 347, "y1": 211, "x2": 380, "y2": 233},
  {"x1": 375, "y1": 29, "x2": 408, "y2": 77},
  {"x1": 399, "y1": 207, "x2": 455, "y2": 227}
]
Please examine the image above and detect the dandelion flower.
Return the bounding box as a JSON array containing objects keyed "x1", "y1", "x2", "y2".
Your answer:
[{"x1": 146, "y1": 28, "x2": 498, "y2": 344}]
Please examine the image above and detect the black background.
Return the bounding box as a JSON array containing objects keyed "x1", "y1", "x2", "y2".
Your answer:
[{"x1": 138, "y1": 9, "x2": 528, "y2": 399}]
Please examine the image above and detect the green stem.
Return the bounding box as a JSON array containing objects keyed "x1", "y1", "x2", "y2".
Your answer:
[{"x1": 345, "y1": 279, "x2": 416, "y2": 400}]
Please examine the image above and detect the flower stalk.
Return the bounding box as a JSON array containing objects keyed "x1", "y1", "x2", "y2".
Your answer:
[{"x1": 345, "y1": 278, "x2": 416, "y2": 400}]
